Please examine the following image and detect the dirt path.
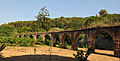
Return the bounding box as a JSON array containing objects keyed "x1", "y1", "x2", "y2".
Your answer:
[{"x1": 0, "y1": 46, "x2": 119, "y2": 61}]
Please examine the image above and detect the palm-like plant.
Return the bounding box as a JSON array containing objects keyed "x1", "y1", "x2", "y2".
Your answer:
[{"x1": 73, "y1": 50, "x2": 92, "y2": 61}]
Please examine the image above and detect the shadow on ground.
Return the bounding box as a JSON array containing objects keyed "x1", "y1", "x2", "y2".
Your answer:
[
  {"x1": 94, "y1": 52, "x2": 120, "y2": 58},
  {"x1": 0, "y1": 54, "x2": 78, "y2": 61},
  {"x1": 82, "y1": 50, "x2": 120, "y2": 58}
]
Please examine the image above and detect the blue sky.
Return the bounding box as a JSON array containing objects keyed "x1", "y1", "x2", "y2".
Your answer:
[{"x1": 0, "y1": 0, "x2": 120, "y2": 25}]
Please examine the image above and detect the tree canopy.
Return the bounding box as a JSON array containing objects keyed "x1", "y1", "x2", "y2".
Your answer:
[
  {"x1": 0, "y1": 9, "x2": 120, "y2": 35},
  {"x1": 35, "y1": 6, "x2": 49, "y2": 21}
]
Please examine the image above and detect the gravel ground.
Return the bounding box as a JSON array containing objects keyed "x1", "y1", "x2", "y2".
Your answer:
[{"x1": 0, "y1": 46, "x2": 119, "y2": 61}]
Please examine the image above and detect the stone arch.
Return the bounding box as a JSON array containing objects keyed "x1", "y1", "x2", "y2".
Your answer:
[
  {"x1": 48, "y1": 33, "x2": 59, "y2": 47},
  {"x1": 61, "y1": 33, "x2": 71, "y2": 45},
  {"x1": 40, "y1": 34, "x2": 46, "y2": 41},
  {"x1": 35, "y1": 34, "x2": 45, "y2": 45},
  {"x1": 94, "y1": 30, "x2": 114, "y2": 50},
  {"x1": 44, "y1": 34, "x2": 52, "y2": 45},
  {"x1": 29, "y1": 35, "x2": 34, "y2": 38},
  {"x1": 67, "y1": 32, "x2": 72, "y2": 38},
  {"x1": 70, "y1": 31, "x2": 85, "y2": 50},
  {"x1": 19, "y1": 35, "x2": 22, "y2": 38},
  {"x1": 58, "y1": 33, "x2": 65, "y2": 46},
  {"x1": 105, "y1": 29, "x2": 120, "y2": 57},
  {"x1": 55, "y1": 35, "x2": 60, "y2": 45},
  {"x1": 63, "y1": 33, "x2": 68, "y2": 38},
  {"x1": 36, "y1": 34, "x2": 41, "y2": 39},
  {"x1": 76, "y1": 32, "x2": 88, "y2": 48},
  {"x1": 85, "y1": 29, "x2": 116, "y2": 53},
  {"x1": 24, "y1": 35, "x2": 28, "y2": 37},
  {"x1": 50, "y1": 33, "x2": 60, "y2": 47},
  {"x1": 84, "y1": 30, "x2": 98, "y2": 52}
]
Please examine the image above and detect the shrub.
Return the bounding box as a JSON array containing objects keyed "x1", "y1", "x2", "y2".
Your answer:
[
  {"x1": 0, "y1": 36, "x2": 34, "y2": 47},
  {"x1": 36, "y1": 36, "x2": 44, "y2": 45},
  {"x1": 73, "y1": 50, "x2": 92, "y2": 61}
]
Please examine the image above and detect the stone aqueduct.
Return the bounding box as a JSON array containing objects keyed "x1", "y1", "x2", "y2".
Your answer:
[{"x1": 16, "y1": 26, "x2": 120, "y2": 57}]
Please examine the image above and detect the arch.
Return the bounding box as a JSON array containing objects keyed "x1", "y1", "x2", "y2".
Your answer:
[
  {"x1": 67, "y1": 32, "x2": 73, "y2": 38},
  {"x1": 49, "y1": 33, "x2": 58, "y2": 47},
  {"x1": 85, "y1": 30, "x2": 114, "y2": 53},
  {"x1": 24, "y1": 35, "x2": 28, "y2": 37},
  {"x1": 59, "y1": 33, "x2": 68, "y2": 45},
  {"x1": 85, "y1": 30, "x2": 100, "y2": 52},
  {"x1": 29, "y1": 35, "x2": 34, "y2": 38},
  {"x1": 19, "y1": 35, "x2": 22, "y2": 38},
  {"x1": 62, "y1": 33, "x2": 68, "y2": 39},
  {"x1": 61, "y1": 33, "x2": 72, "y2": 49},
  {"x1": 77, "y1": 33, "x2": 88, "y2": 48},
  {"x1": 35, "y1": 34, "x2": 44, "y2": 45},
  {"x1": 105, "y1": 29, "x2": 120, "y2": 57},
  {"x1": 44, "y1": 34, "x2": 52, "y2": 46},
  {"x1": 70, "y1": 31, "x2": 85, "y2": 50},
  {"x1": 62, "y1": 33, "x2": 71, "y2": 44},
  {"x1": 95, "y1": 30, "x2": 114, "y2": 50},
  {"x1": 40, "y1": 34, "x2": 46, "y2": 41},
  {"x1": 53, "y1": 35, "x2": 60, "y2": 47},
  {"x1": 56, "y1": 33, "x2": 72, "y2": 49},
  {"x1": 36, "y1": 34, "x2": 41, "y2": 39}
]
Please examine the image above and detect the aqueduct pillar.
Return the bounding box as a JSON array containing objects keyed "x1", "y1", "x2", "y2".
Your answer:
[
  {"x1": 86, "y1": 31, "x2": 97, "y2": 52},
  {"x1": 33, "y1": 35, "x2": 37, "y2": 41},
  {"x1": 70, "y1": 32, "x2": 81, "y2": 50},
  {"x1": 59, "y1": 33, "x2": 67, "y2": 46},
  {"x1": 107, "y1": 30, "x2": 120, "y2": 57},
  {"x1": 49, "y1": 33, "x2": 57, "y2": 47},
  {"x1": 40, "y1": 34, "x2": 46, "y2": 41}
]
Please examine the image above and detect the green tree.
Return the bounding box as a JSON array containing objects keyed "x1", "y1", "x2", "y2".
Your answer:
[
  {"x1": 0, "y1": 24, "x2": 14, "y2": 37},
  {"x1": 99, "y1": 9, "x2": 108, "y2": 17},
  {"x1": 36, "y1": 6, "x2": 49, "y2": 21},
  {"x1": 36, "y1": 36, "x2": 44, "y2": 45}
]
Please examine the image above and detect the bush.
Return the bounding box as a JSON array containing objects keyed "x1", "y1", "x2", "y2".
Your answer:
[
  {"x1": 36, "y1": 36, "x2": 44, "y2": 45},
  {"x1": 19, "y1": 37, "x2": 34, "y2": 47},
  {"x1": 0, "y1": 36, "x2": 35, "y2": 47}
]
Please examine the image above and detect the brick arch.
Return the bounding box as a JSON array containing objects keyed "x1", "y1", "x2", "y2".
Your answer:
[
  {"x1": 58, "y1": 33, "x2": 65, "y2": 45},
  {"x1": 105, "y1": 29, "x2": 120, "y2": 57},
  {"x1": 105, "y1": 29, "x2": 120, "y2": 40},
  {"x1": 19, "y1": 35, "x2": 22, "y2": 38},
  {"x1": 36, "y1": 34, "x2": 41, "y2": 39},
  {"x1": 23, "y1": 34, "x2": 29, "y2": 37},
  {"x1": 74, "y1": 31, "x2": 84, "y2": 38},
  {"x1": 94, "y1": 30, "x2": 114, "y2": 50},
  {"x1": 74, "y1": 31, "x2": 87, "y2": 48},
  {"x1": 29, "y1": 34, "x2": 34, "y2": 38},
  {"x1": 61, "y1": 32, "x2": 72, "y2": 45},
  {"x1": 95, "y1": 30, "x2": 113, "y2": 39},
  {"x1": 44, "y1": 33, "x2": 58, "y2": 46},
  {"x1": 40, "y1": 34, "x2": 46, "y2": 41},
  {"x1": 62, "y1": 33, "x2": 68, "y2": 39},
  {"x1": 85, "y1": 30, "x2": 114, "y2": 51},
  {"x1": 83, "y1": 30, "x2": 98, "y2": 52},
  {"x1": 50, "y1": 33, "x2": 60, "y2": 46},
  {"x1": 87, "y1": 30, "x2": 113, "y2": 40}
]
